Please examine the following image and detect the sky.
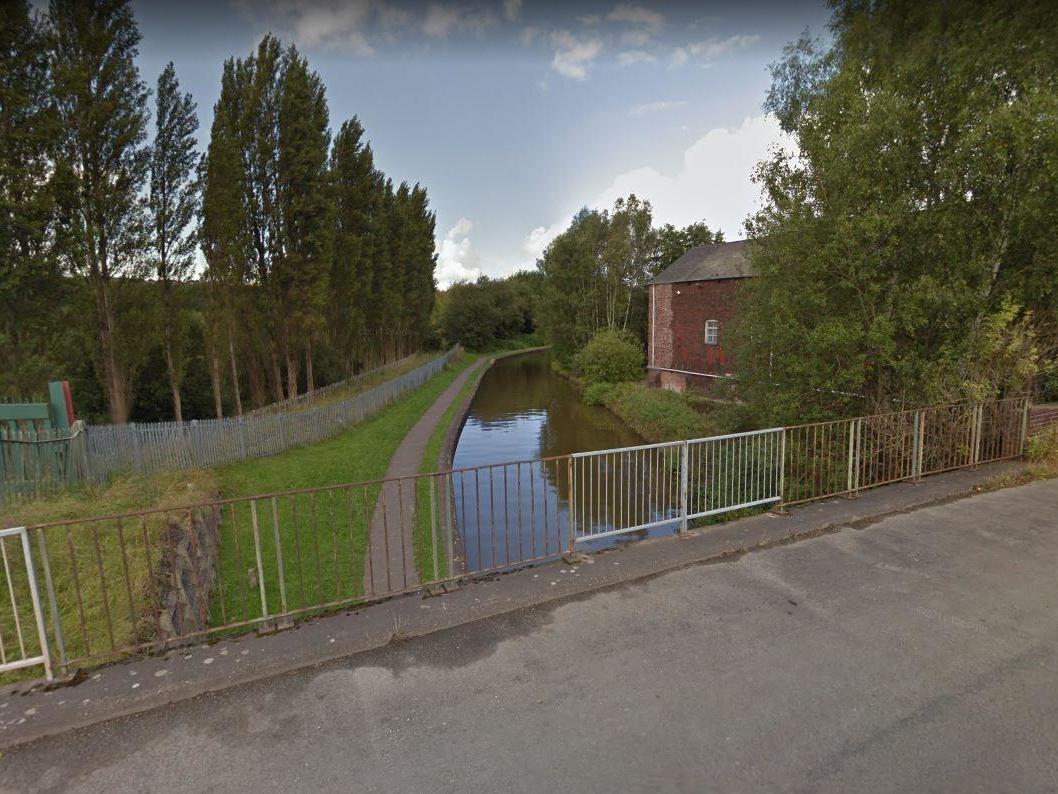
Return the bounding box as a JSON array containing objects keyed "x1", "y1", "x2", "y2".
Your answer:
[{"x1": 122, "y1": 0, "x2": 831, "y2": 286}]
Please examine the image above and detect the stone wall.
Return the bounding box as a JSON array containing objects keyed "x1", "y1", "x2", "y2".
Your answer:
[{"x1": 155, "y1": 504, "x2": 221, "y2": 640}]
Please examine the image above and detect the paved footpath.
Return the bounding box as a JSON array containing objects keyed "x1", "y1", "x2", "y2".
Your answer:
[
  {"x1": 363, "y1": 356, "x2": 486, "y2": 594},
  {"x1": 4, "y1": 477, "x2": 1056, "y2": 792}
]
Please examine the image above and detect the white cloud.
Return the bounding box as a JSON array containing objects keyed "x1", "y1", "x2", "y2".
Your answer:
[
  {"x1": 606, "y1": 3, "x2": 664, "y2": 33},
  {"x1": 437, "y1": 217, "x2": 482, "y2": 287},
  {"x1": 503, "y1": 0, "x2": 522, "y2": 22},
  {"x1": 523, "y1": 220, "x2": 568, "y2": 262},
  {"x1": 549, "y1": 30, "x2": 603, "y2": 80},
  {"x1": 672, "y1": 34, "x2": 760, "y2": 66},
  {"x1": 593, "y1": 115, "x2": 794, "y2": 237},
  {"x1": 618, "y1": 50, "x2": 657, "y2": 66},
  {"x1": 423, "y1": 3, "x2": 496, "y2": 37},
  {"x1": 521, "y1": 25, "x2": 541, "y2": 45},
  {"x1": 628, "y1": 99, "x2": 687, "y2": 116},
  {"x1": 258, "y1": 0, "x2": 376, "y2": 54},
  {"x1": 618, "y1": 29, "x2": 651, "y2": 48},
  {"x1": 521, "y1": 115, "x2": 795, "y2": 266}
]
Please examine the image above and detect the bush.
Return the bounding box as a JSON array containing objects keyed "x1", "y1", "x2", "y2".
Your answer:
[
  {"x1": 583, "y1": 381, "x2": 616, "y2": 406},
  {"x1": 574, "y1": 328, "x2": 644, "y2": 385}
]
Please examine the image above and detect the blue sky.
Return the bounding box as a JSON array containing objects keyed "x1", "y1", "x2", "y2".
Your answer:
[{"x1": 125, "y1": 0, "x2": 830, "y2": 285}]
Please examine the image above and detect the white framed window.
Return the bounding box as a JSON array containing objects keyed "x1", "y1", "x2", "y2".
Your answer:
[{"x1": 704, "y1": 319, "x2": 719, "y2": 345}]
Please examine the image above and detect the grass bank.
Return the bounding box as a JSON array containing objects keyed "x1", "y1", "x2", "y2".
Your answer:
[
  {"x1": 0, "y1": 470, "x2": 218, "y2": 680},
  {"x1": 211, "y1": 351, "x2": 477, "y2": 624}
]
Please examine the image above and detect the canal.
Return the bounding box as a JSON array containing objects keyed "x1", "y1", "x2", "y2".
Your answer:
[{"x1": 450, "y1": 350, "x2": 673, "y2": 571}]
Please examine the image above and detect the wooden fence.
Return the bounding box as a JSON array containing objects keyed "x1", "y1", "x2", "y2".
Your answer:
[{"x1": 0, "y1": 348, "x2": 460, "y2": 504}]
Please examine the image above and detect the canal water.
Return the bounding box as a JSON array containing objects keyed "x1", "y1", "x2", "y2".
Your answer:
[{"x1": 451, "y1": 350, "x2": 674, "y2": 570}]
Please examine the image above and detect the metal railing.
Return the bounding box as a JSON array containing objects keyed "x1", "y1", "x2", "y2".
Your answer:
[{"x1": 0, "y1": 396, "x2": 1029, "y2": 680}]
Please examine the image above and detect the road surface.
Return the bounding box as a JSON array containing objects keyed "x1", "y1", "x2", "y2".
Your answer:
[{"x1": 3, "y1": 478, "x2": 1057, "y2": 792}]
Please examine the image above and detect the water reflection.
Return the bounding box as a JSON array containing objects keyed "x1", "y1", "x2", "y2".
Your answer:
[{"x1": 452, "y1": 351, "x2": 676, "y2": 570}]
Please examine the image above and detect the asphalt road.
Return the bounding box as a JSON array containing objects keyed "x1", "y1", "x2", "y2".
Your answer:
[{"x1": 3, "y1": 479, "x2": 1057, "y2": 793}]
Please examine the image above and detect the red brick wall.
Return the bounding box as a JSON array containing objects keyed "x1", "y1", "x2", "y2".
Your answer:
[
  {"x1": 1029, "y1": 404, "x2": 1058, "y2": 435},
  {"x1": 664, "y1": 278, "x2": 744, "y2": 375},
  {"x1": 649, "y1": 283, "x2": 674, "y2": 369}
]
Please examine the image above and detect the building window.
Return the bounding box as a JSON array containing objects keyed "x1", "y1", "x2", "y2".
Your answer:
[{"x1": 704, "y1": 319, "x2": 719, "y2": 345}]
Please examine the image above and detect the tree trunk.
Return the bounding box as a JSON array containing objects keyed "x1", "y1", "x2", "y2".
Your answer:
[
  {"x1": 285, "y1": 346, "x2": 298, "y2": 399},
  {"x1": 227, "y1": 323, "x2": 243, "y2": 416},
  {"x1": 305, "y1": 340, "x2": 315, "y2": 393},
  {"x1": 247, "y1": 359, "x2": 266, "y2": 409},
  {"x1": 209, "y1": 348, "x2": 224, "y2": 418},
  {"x1": 269, "y1": 348, "x2": 284, "y2": 402},
  {"x1": 163, "y1": 334, "x2": 183, "y2": 422},
  {"x1": 94, "y1": 279, "x2": 130, "y2": 424}
]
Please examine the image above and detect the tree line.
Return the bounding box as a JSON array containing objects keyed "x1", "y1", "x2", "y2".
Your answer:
[{"x1": 0, "y1": 1, "x2": 437, "y2": 424}]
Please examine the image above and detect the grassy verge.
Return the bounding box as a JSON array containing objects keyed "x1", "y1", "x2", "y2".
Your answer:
[
  {"x1": 982, "y1": 425, "x2": 1058, "y2": 491},
  {"x1": 0, "y1": 470, "x2": 218, "y2": 680},
  {"x1": 413, "y1": 357, "x2": 484, "y2": 582},
  {"x1": 211, "y1": 351, "x2": 477, "y2": 625}
]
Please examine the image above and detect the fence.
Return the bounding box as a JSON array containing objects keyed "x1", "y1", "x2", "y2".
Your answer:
[
  {"x1": 0, "y1": 396, "x2": 1028, "y2": 680},
  {"x1": 245, "y1": 352, "x2": 421, "y2": 416},
  {"x1": 0, "y1": 348, "x2": 460, "y2": 503}
]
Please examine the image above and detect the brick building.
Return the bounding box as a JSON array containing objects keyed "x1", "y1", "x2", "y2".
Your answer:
[{"x1": 647, "y1": 240, "x2": 753, "y2": 393}]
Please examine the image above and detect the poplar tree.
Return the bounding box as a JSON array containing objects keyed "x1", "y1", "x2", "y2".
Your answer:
[
  {"x1": 330, "y1": 117, "x2": 381, "y2": 374},
  {"x1": 276, "y1": 46, "x2": 332, "y2": 393},
  {"x1": 200, "y1": 59, "x2": 248, "y2": 416},
  {"x1": 0, "y1": 0, "x2": 60, "y2": 397},
  {"x1": 50, "y1": 0, "x2": 150, "y2": 424},
  {"x1": 149, "y1": 62, "x2": 199, "y2": 422}
]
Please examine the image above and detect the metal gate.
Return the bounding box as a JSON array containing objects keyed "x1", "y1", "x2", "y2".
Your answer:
[
  {"x1": 568, "y1": 427, "x2": 784, "y2": 546},
  {"x1": 0, "y1": 527, "x2": 53, "y2": 680}
]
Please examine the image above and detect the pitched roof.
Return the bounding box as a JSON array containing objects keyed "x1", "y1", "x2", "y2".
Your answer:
[{"x1": 652, "y1": 239, "x2": 753, "y2": 284}]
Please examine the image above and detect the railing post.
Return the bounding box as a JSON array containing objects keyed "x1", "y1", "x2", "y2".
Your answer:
[
  {"x1": 679, "y1": 441, "x2": 689, "y2": 533},
  {"x1": 846, "y1": 419, "x2": 856, "y2": 497},
  {"x1": 19, "y1": 528, "x2": 53, "y2": 682},
  {"x1": 1020, "y1": 397, "x2": 1030, "y2": 456},
  {"x1": 567, "y1": 456, "x2": 577, "y2": 555},
  {"x1": 270, "y1": 497, "x2": 288, "y2": 617},
  {"x1": 35, "y1": 528, "x2": 67, "y2": 676},
  {"x1": 777, "y1": 428, "x2": 787, "y2": 513},
  {"x1": 249, "y1": 500, "x2": 269, "y2": 624},
  {"x1": 911, "y1": 411, "x2": 923, "y2": 482},
  {"x1": 971, "y1": 404, "x2": 983, "y2": 467},
  {"x1": 429, "y1": 475, "x2": 440, "y2": 582}
]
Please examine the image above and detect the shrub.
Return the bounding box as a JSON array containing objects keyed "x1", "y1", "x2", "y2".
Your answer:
[
  {"x1": 574, "y1": 328, "x2": 644, "y2": 385},
  {"x1": 583, "y1": 381, "x2": 616, "y2": 406}
]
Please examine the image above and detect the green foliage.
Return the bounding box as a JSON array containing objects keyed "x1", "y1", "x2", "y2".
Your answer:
[
  {"x1": 653, "y1": 221, "x2": 723, "y2": 274},
  {"x1": 574, "y1": 328, "x2": 644, "y2": 385},
  {"x1": 736, "y1": 0, "x2": 1058, "y2": 424},
  {"x1": 535, "y1": 195, "x2": 723, "y2": 366},
  {"x1": 582, "y1": 382, "x2": 615, "y2": 407},
  {"x1": 0, "y1": 1, "x2": 63, "y2": 398},
  {"x1": 601, "y1": 382, "x2": 709, "y2": 442},
  {"x1": 439, "y1": 276, "x2": 526, "y2": 350},
  {"x1": 149, "y1": 62, "x2": 200, "y2": 421},
  {"x1": 51, "y1": 0, "x2": 151, "y2": 422}
]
